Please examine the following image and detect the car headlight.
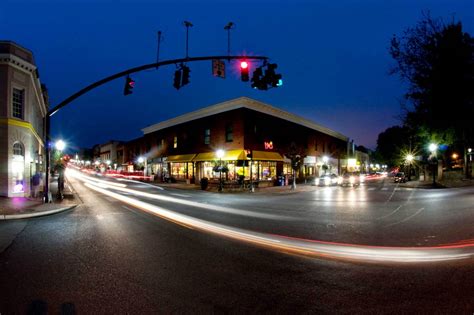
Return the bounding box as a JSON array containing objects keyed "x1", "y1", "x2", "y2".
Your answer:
[
  {"x1": 349, "y1": 176, "x2": 355, "y2": 184},
  {"x1": 324, "y1": 177, "x2": 331, "y2": 185},
  {"x1": 337, "y1": 177, "x2": 343, "y2": 184}
]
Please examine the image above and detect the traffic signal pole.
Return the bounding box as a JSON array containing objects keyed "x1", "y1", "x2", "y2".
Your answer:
[{"x1": 43, "y1": 54, "x2": 269, "y2": 202}]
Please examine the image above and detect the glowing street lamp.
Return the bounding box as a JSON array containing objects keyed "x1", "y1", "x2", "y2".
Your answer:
[
  {"x1": 405, "y1": 154, "x2": 414, "y2": 181},
  {"x1": 55, "y1": 140, "x2": 66, "y2": 151},
  {"x1": 216, "y1": 149, "x2": 225, "y2": 192},
  {"x1": 138, "y1": 156, "x2": 147, "y2": 177}
]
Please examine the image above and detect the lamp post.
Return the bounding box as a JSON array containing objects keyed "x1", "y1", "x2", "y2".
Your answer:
[
  {"x1": 406, "y1": 154, "x2": 414, "y2": 181},
  {"x1": 216, "y1": 149, "x2": 225, "y2": 192},
  {"x1": 55, "y1": 140, "x2": 66, "y2": 200},
  {"x1": 429, "y1": 143, "x2": 438, "y2": 186},
  {"x1": 322, "y1": 156, "x2": 329, "y2": 175},
  {"x1": 138, "y1": 156, "x2": 147, "y2": 178}
]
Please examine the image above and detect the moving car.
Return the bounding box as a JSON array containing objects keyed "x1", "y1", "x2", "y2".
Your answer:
[
  {"x1": 394, "y1": 172, "x2": 407, "y2": 183},
  {"x1": 313, "y1": 174, "x2": 340, "y2": 186},
  {"x1": 339, "y1": 173, "x2": 361, "y2": 187}
]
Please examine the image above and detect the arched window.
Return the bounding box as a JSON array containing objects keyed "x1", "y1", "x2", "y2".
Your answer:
[{"x1": 13, "y1": 142, "x2": 24, "y2": 156}]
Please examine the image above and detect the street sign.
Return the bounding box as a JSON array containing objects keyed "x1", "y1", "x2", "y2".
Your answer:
[{"x1": 212, "y1": 59, "x2": 225, "y2": 78}]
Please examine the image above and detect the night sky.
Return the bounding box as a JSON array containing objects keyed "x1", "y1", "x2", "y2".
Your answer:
[{"x1": 2, "y1": 0, "x2": 473, "y2": 151}]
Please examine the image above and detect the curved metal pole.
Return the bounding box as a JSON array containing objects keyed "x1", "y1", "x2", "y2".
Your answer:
[
  {"x1": 48, "y1": 55, "x2": 268, "y2": 117},
  {"x1": 43, "y1": 54, "x2": 269, "y2": 202}
]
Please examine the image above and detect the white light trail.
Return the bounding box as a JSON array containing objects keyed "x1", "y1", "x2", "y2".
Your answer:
[{"x1": 79, "y1": 176, "x2": 474, "y2": 264}]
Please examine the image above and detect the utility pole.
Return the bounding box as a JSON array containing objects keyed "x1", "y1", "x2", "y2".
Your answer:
[
  {"x1": 183, "y1": 21, "x2": 193, "y2": 59},
  {"x1": 224, "y1": 22, "x2": 234, "y2": 60},
  {"x1": 156, "y1": 31, "x2": 162, "y2": 69}
]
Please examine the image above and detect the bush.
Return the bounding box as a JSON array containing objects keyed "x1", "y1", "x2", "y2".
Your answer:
[{"x1": 200, "y1": 177, "x2": 209, "y2": 190}]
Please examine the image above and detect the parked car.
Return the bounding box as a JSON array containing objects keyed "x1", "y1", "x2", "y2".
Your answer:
[
  {"x1": 394, "y1": 172, "x2": 407, "y2": 183},
  {"x1": 313, "y1": 174, "x2": 340, "y2": 186},
  {"x1": 339, "y1": 173, "x2": 361, "y2": 187}
]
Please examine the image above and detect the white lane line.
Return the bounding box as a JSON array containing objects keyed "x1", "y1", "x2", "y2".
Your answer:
[
  {"x1": 381, "y1": 187, "x2": 388, "y2": 191},
  {"x1": 376, "y1": 205, "x2": 404, "y2": 220},
  {"x1": 170, "y1": 193, "x2": 191, "y2": 198},
  {"x1": 368, "y1": 187, "x2": 376, "y2": 191},
  {"x1": 384, "y1": 207, "x2": 425, "y2": 227}
]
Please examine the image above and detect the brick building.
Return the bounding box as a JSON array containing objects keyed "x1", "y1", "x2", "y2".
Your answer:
[
  {"x1": 123, "y1": 97, "x2": 350, "y2": 186},
  {"x1": 0, "y1": 41, "x2": 48, "y2": 197}
]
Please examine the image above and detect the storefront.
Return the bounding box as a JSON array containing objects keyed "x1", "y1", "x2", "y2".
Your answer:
[{"x1": 167, "y1": 154, "x2": 196, "y2": 180}]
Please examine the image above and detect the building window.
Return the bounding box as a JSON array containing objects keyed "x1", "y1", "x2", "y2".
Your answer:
[
  {"x1": 12, "y1": 88, "x2": 24, "y2": 119},
  {"x1": 174, "y1": 136, "x2": 178, "y2": 148},
  {"x1": 204, "y1": 129, "x2": 210, "y2": 145},
  {"x1": 13, "y1": 142, "x2": 24, "y2": 156},
  {"x1": 225, "y1": 124, "x2": 233, "y2": 142}
]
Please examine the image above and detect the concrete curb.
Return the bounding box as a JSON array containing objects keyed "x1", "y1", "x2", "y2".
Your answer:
[{"x1": 0, "y1": 204, "x2": 77, "y2": 220}]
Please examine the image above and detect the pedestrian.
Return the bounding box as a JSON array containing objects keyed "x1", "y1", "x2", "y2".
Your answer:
[{"x1": 32, "y1": 172, "x2": 40, "y2": 198}]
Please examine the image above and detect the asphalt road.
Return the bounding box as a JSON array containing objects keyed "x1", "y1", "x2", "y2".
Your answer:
[{"x1": 1, "y1": 171, "x2": 474, "y2": 313}]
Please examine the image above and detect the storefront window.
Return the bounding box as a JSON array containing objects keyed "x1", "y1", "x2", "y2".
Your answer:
[
  {"x1": 259, "y1": 161, "x2": 276, "y2": 181},
  {"x1": 12, "y1": 142, "x2": 25, "y2": 193},
  {"x1": 170, "y1": 162, "x2": 187, "y2": 179}
]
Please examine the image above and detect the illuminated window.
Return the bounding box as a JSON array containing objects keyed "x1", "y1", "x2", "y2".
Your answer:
[
  {"x1": 225, "y1": 124, "x2": 233, "y2": 142},
  {"x1": 13, "y1": 142, "x2": 24, "y2": 156},
  {"x1": 12, "y1": 88, "x2": 24, "y2": 119},
  {"x1": 204, "y1": 129, "x2": 210, "y2": 145},
  {"x1": 174, "y1": 136, "x2": 178, "y2": 148}
]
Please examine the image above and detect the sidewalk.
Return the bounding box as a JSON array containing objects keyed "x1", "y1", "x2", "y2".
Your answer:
[
  {"x1": 153, "y1": 181, "x2": 315, "y2": 195},
  {"x1": 399, "y1": 178, "x2": 474, "y2": 189},
  {"x1": 0, "y1": 176, "x2": 78, "y2": 220}
]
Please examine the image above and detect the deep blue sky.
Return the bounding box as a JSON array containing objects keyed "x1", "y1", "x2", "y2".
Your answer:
[{"x1": 2, "y1": 0, "x2": 473, "y2": 151}]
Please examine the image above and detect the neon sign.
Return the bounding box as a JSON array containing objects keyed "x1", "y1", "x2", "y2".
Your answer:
[{"x1": 264, "y1": 141, "x2": 273, "y2": 150}]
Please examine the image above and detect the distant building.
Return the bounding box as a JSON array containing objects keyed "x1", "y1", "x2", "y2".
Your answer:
[
  {"x1": 120, "y1": 97, "x2": 350, "y2": 185},
  {"x1": 0, "y1": 41, "x2": 48, "y2": 197}
]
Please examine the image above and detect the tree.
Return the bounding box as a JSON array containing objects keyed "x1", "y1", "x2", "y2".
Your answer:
[
  {"x1": 284, "y1": 142, "x2": 306, "y2": 190},
  {"x1": 390, "y1": 13, "x2": 474, "y2": 176},
  {"x1": 375, "y1": 125, "x2": 411, "y2": 167}
]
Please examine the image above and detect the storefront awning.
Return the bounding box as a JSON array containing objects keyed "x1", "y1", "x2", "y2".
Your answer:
[
  {"x1": 252, "y1": 151, "x2": 285, "y2": 161},
  {"x1": 193, "y1": 150, "x2": 247, "y2": 162},
  {"x1": 166, "y1": 154, "x2": 196, "y2": 162}
]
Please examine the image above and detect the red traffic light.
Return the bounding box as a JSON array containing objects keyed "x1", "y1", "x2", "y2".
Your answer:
[{"x1": 240, "y1": 61, "x2": 249, "y2": 82}]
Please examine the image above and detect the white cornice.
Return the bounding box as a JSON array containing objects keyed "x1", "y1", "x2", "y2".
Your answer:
[
  {"x1": 0, "y1": 53, "x2": 47, "y2": 116},
  {"x1": 141, "y1": 97, "x2": 348, "y2": 141}
]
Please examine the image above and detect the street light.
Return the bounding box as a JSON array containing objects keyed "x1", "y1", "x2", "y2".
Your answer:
[
  {"x1": 55, "y1": 140, "x2": 66, "y2": 151},
  {"x1": 54, "y1": 140, "x2": 66, "y2": 200},
  {"x1": 406, "y1": 154, "x2": 414, "y2": 181},
  {"x1": 429, "y1": 143, "x2": 438, "y2": 186},
  {"x1": 138, "y1": 156, "x2": 147, "y2": 177},
  {"x1": 216, "y1": 149, "x2": 225, "y2": 192},
  {"x1": 322, "y1": 156, "x2": 329, "y2": 175}
]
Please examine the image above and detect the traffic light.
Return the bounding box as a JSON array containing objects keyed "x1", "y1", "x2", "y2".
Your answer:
[
  {"x1": 240, "y1": 61, "x2": 249, "y2": 82},
  {"x1": 123, "y1": 76, "x2": 135, "y2": 95},
  {"x1": 173, "y1": 69, "x2": 182, "y2": 90},
  {"x1": 182, "y1": 65, "x2": 191, "y2": 86},
  {"x1": 251, "y1": 66, "x2": 267, "y2": 90},
  {"x1": 264, "y1": 63, "x2": 282, "y2": 87}
]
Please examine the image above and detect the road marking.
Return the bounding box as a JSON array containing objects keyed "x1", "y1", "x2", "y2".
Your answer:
[
  {"x1": 376, "y1": 205, "x2": 403, "y2": 220},
  {"x1": 368, "y1": 187, "x2": 376, "y2": 191},
  {"x1": 381, "y1": 187, "x2": 388, "y2": 191},
  {"x1": 384, "y1": 207, "x2": 425, "y2": 227}
]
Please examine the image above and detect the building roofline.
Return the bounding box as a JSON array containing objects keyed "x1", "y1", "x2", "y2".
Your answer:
[
  {"x1": 141, "y1": 97, "x2": 349, "y2": 141},
  {"x1": 0, "y1": 40, "x2": 35, "y2": 56}
]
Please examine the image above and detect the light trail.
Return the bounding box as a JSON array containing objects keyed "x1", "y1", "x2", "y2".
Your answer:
[
  {"x1": 69, "y1": 169, "x2": 290, "y2": 221},
  {"x1": 76, "y1": 173, "x2": 474, "y2": 264}
]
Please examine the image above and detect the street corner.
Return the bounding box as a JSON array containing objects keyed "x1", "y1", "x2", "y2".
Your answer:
[{"x1": 0, "y1": 203, "x2": 78, "y2": 220}]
